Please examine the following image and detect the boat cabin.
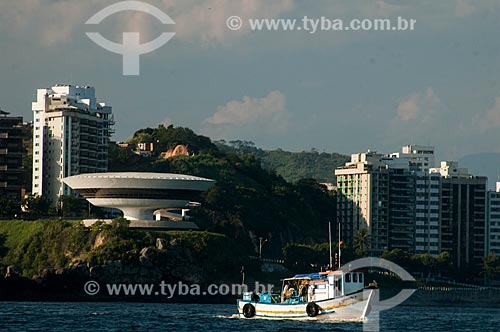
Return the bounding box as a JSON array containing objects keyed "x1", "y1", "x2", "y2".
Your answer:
[{"x1": 279, "y1": 270, "x2": 365, "y2": 303}]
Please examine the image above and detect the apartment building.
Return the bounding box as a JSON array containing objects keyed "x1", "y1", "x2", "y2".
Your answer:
[
  {"x1": 0, "y1": 110, "x2": 23, "y2": 200},
  {"x1": 31, "y1": 85, "x2": 114, "y2": 205},
  {"x1": 487, "y1": 182, "x2": 500, "y2": 255},
  {"x1": 431, "y1": 161, "x2": 487, "y2": 270}
]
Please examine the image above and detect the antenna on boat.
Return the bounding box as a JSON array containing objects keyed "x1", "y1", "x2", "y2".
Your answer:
[
  {"x1": 328, "y1": 222, "x2": 333, "y2": 269},
  {"x1": 338, "y1": 222, "x2": 341, "y2": 269}
]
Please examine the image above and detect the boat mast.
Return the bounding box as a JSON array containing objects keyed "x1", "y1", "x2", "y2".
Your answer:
[
  {"x1": 328, "y1": 221, "x2": 332, "y2": 269},
  {"x1": 338, "y1": 222, "x2": 341, "y2": 269}
]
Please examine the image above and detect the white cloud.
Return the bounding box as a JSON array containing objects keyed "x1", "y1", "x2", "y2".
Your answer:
[
  {"x1": 163, "y1": 0, "x2": 294, "y2": 43},
  {"x1": 205, "y1": 90, "x2": 285, "y2": 125},
  {"x1": 455, "y1": 0, "x2": 476, "y2": 17},
  {"x1": 0, "y1": 0, "x2": 294, "y2": 46},
  {"x1": 477, "y1": 97, "x2": 500, "y2": 130},
  {"x1": 396, "y1": 87, "x2": 441, "y2": 122},
  {"x1": 201, "y1": 91, "x2": 288, "y2": 142},
  {"x1": 0, "y1": 1, "x2": 99, "y2": 46}
]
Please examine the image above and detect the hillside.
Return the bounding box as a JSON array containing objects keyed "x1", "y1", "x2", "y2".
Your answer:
[
  {"x1": 214, "y1": 140, "x2": 349, "y2": 183},
  {"x1": 108, "y1": 125, "x2": 339, "y2": 257}
]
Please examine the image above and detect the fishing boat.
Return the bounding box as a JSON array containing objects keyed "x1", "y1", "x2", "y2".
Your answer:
[
  {"x1": 237, "y1": 222, "x2": 375, "y2": 320},
  {"x1": 237, "y1": 269, "x2": 375, "y2": 320}
]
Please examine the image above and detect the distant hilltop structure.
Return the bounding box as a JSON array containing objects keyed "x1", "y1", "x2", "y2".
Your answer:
[{"x1": 31, "y1": 85, "x2": 114, "y2": 204}]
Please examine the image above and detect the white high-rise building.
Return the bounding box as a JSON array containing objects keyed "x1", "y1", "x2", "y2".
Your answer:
[
  {"x1": 390, "y1": 145, "x2": 435, "y2": 172},
  {"x1": 414, "y1": 171, "x2": 440, "y2": 255},
  {"x1": 31, "y1": 85, "x2": 114, "y2": 205},
  {"x1": 487, "y1": 182, "x2": 500, "y2": 256}
]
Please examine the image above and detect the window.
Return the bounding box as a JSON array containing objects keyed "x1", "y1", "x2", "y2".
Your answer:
[
  {"x1": 359, "y1": 273, "x2": 363, "y2": 283},
  {"x1": 353, "y1": 273, "x2": 358, "y2": 282},
  {"x1": 345, "y1": 273, "x2": 351, "y2": 283}
]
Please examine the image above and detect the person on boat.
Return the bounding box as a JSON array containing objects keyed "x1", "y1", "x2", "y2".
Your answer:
[
  {"x1": 307, "y1": 284, "x2": 315, "y2": 302},
  {"x1": 285, "y1": 287, "x2": 295, "y2": 299},
  {"x1": 281, "y1": 284, "x2": 289, "y2": 303},
  {"x1": 298, "y1": 280, "x2": 308, "y2": 297}
]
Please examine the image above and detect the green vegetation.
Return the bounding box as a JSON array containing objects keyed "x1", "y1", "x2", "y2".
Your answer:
[
  {"x1": 482, "y1": 252, "x2": 500, "y2": 284},
  {"x1": 283, "y1": 242, "x2": 347, "y2": 271},
  {"x1": 215, "y1": 140, "x2": 349, "y2": 183},
  {"x1": 108, "y1": 125, "x2": 338, "y2": 258},
  {"x1": 0, "y1": 219, "x2": 241, "y2": 282},
  {"x1": 381, "y1": 249, "x2": 453, "y2": 276}
]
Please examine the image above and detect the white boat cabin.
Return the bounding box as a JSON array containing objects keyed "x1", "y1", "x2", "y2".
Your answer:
[{"x1": 278, "y1": 270, "x2": 365, "y2": 304}]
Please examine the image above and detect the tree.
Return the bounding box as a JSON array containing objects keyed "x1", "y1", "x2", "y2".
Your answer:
[
  {"x1": 57, "y1": 195, "x2": 85, "y2": 218},
  {"x1": 0, "y1": 196, "x2": 21, "y2": 218},
  {"x1": 381, "y1": 249, "x2": 410, "y2": 270},
  {"x1": 21, "y1": 194, "x2": 52, "y2": 220},
  {"x1": 410, "y1": 253, "x2": 436, "y2": 275},
  {"x1": 482, "y1": 252, "x2": 500, "y2": 285},
  {"x1": 435, "y1": 251, "x2": 452, "y2": 275},
  {"x1": 354, "y1": 228, "x2": 369, "y2": 257}
]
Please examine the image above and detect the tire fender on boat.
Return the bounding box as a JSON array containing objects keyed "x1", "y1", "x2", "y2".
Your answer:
[
  {"x1": 306, "y1": 302, "x2": 320, "y2": 317},
  {"x1": 242, "y1": 303, "x2": 256, "y2": 318}
]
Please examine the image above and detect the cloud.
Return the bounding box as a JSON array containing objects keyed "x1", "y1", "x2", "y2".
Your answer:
[
  {"x1": 455, "y1": 0, "x2": 476, "y2": 17},
  {"x1": 396, "y1": 94, "x2": 419, "y2": 121},
  {"x1": 163, "y1": 0, "x2": 294, "y2": 43},
  {"x1": 205, "y1": 90, "x2": 286, "y2": 125},
  {"x1": 201, "y1": 91, "x2": 288, "y2": 142},
  {"x1": 396, "y1": 88, "x2": 441, "y2": 122},
  {"x1": 0, "y1": 0, "x2": 99, "y2": 46},
  {"x1": 0, "y1": 0, "x2": 294, "y2": 46},
  {"x1": 476, "y1": 97, "x2": 500, "y2": 130}
]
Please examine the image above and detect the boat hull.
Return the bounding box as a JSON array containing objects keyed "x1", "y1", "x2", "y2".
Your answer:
[{"x1": 237, "y1": 289, "x2": 373, "y2": 321}]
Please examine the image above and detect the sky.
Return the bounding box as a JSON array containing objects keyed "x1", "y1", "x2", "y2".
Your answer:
[{"x1": 1, "y1": 0, "x2": 500, "y2": 160}]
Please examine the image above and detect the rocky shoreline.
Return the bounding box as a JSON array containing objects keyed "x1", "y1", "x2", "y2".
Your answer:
[{"x1": 0, "y1": 237, "x2": 239, "y2": 303}]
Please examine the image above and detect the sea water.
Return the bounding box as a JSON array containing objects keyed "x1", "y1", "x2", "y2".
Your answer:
[{"x1": 0, "y1": 302, "x2": 499, "y2": 331}]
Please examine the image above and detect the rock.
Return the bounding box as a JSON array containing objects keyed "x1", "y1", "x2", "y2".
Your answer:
[
  {"x1": 156, "y1": 238, "x2": 168, "y2": 250},
  {"x1": 159, "y1": 144, "x2": 189, "y2": 159},
  {"x1": 139, "y1": 247, "x2": 155, "y2": 268},
  {"x1": 5, "y1": 265, "x2": 19, "y2": 278},
  {"x1": 93, "y1": 232, "x2": 106, "y2": 249}
]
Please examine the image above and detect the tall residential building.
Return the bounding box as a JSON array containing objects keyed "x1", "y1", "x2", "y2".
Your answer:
[
  {"x1": 486, "y1": 182, "x2": 500, "y2": 256},
  {"x1": 335, "y1": 151, "x2": 416, "y2": 255},
  {"x1": 31, "y1": 85, "x2": 114, "y2": 205},
  {"x1": 414, "y1": 171, "x2": 440, "y2": 255},
  {"x1": 431, "y1": 161, "x2": 487, "y2": 270},
  {"x1": 390, "y1": 145, "x2": 435, "y2": 172},
  {"x1": 0, "y1": 110, "x2": 23, "y2": 200}
]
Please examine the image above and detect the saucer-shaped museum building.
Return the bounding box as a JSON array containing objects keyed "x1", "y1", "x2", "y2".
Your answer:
[{"x1": 63, "y1": 172, "x2": 215, "y2": 221}]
